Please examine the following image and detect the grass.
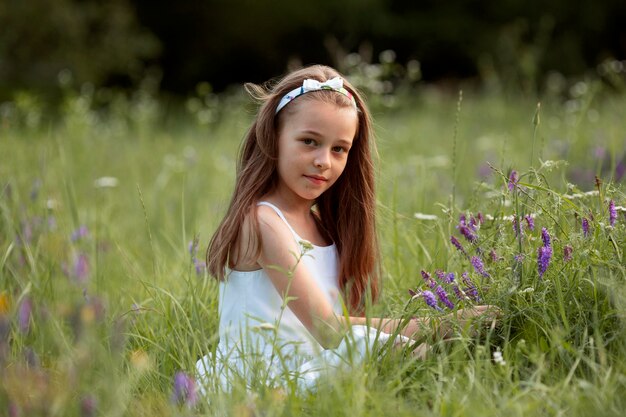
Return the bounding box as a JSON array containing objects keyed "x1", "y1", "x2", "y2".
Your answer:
[{"x1": 1, "y1": 81, "x2": 625, "y2": 416}]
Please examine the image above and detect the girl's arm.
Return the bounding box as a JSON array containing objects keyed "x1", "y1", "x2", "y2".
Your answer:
[{"x1": 255, "y1": 206, "x2": 498, "y2": 348}]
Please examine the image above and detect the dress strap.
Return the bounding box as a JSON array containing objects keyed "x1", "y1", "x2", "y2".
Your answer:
[{"x1": 256, "y1": 201, "x2": 302, "y2": 241}]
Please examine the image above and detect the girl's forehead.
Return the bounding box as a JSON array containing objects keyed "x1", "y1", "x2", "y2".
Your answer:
[{"x1": 280, "y1": 97, "x2": 358, "y2": 121}]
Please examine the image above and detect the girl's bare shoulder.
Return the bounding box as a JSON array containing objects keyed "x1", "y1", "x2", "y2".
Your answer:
[{"x1": 231, "y1": 204, "x2": 294, "y2": 270}]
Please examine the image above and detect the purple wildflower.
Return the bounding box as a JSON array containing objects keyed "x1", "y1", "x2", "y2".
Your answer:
[
  {"x1": 508, "y1": 170, "x2": 518, "y2": 191},
  {"x1": 563, "y1": 245, "x2": 573, "y2": 262},
  {"x1": 476, "y1": 212, "x2": 484, "y2": 225},
  {"x1": 421, "y1": 270, "x2": 437, "y2": 288},
  {"x1": 71, "y1": 225, "x2": 89, "y2": 242},
  {"x1": 489, "y1": 249, "x2": 498, "y2": 262},
  {"x1": 582, "y1": 218, "x2": 590, "y2": 237},
  {"x1": 468, "y1": 215, "x2": 478, "y2": 231},
  {"x1": 450, "y1": 236, "x2": 466, "y2": 255},
  {"x1": 74, "y1": 253, "x2": 90, "y2": 283},
  {"x1": 422, "y1": 290, "x2": 442, "y2": 311},
  {"x1": 81, "y1": 394, "x2": 97, "y2": 417},
  {"x1": 194, "y1": 260, "x2": 205, "y2": 276},
  {"x1": 452, "y1": 284, "x2": 466, "y2": 300},
  {"x1": 461, "y1": 272, "x2": 480, "y2": 302},
  {"x1": 537, "y1": 245, "x2": 552, "y2": 278},
  {"x1": 471, "y1": 256, "x2": 490, "y2": 278},
  {"x1": 445, "y1": 272, "x2": 455, "y2": 284},
  {"x1": 458, "y1": 224, "x2": 477, "y2": 242},
  {"x1": 435, "y1": 285, "x2": 455, "y2": 309},
  {"x1": 18, "y1": 297, "x2": 32, "y2": 334},
  {"x1": 512, "y1": 216, "x2": 522, "y2": 237},
  {"x1": 525, "y1": 215, "x2": 535, "y2": 231},
  {"x1": 541, "y1": 227, "x2": 551, "y2": 248},
  {"x1": 609, "y1": 200, "x2": 617, "y2": 227},
  {"x1": 434, "y1": 269, "x2": 445, "y2": 281},
  {"x1": 172, "y1": 371, "x2": 197, "y2": 407},
  {"x1": 514, "y1": 253, "x2": 525, "y2": 263}
]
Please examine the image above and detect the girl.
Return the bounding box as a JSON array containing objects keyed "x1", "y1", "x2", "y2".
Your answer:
[{"x1": 196, "y1": 65, "x2": 497, "y2": 390}]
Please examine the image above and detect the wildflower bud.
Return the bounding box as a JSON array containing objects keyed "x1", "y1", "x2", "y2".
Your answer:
[
  {"x1": 541, "y1": 227, "x2": 551, "y2": 248},
  {"x1": 524, "y1": 215, "x2": 535, "y2": 231},
  {"x1": 450, "y1": 236, "x2": 466, "y2": 255},
  {"x1": 582, "y1": 218, "x2": 590, "y2": 237},
  {"x1": 435, "y1": 285, "x2": 454, "y2": 309},
  {"x1": 171, "y1": 371, "x2": 198, "y2": 407},
  {"x1": 563, "y1": 245, "x2": 573, "y2": 262},
  {"x1": 508, "y1": 170, "x2": 518, "y2": 192},
  {"x1": 422, "y1": 290, "x2": 442, "y2": 311},
  {"x1": 609, "y1": 200, "x2": 617, "y2": 227},
  {"x1": 537, "y1": 246, "x2": 552, "y2": 278},
  {"x1": 471, "y1": 256, "x2": 490, "y2": 278}
]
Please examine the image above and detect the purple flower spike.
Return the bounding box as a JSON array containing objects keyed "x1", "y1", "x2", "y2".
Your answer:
[
  {"x1": 537, "y1": 245, "x2": 552, "y2": 278},
  {"x1": 172, "y1": 371, "x2": 198, "y2": 407},
  {"x1": 471, "y1": 256, "x2": 490, "y2": 278},
  {"x1": 74, "y1": 253, "x2": 90, "y2": 283},
  {"x1": 582, "y1": 218, "x2": 590, "y2": 237},
  {"x1": 541, "y1": 227, "x2": 551, "y2": 248},
  {"x1": 563, "y1": 245, "x2": 573, "y2": 262},
  {"x1": 512, "y1": 216, "x2": 522, "y2": 237},
  {"x1": 18, "y1": 297, "x2": 32, "y2": 334},
  {"x1": 435, "y1": 285, "x2": 455, "y2": 309},
  {"x1": 508, "y1": 170, "x2": 518, "y2": 191},
  {"x1": 188, "y1": 240, "x2": 197, "y2": 257},
  {"x1": 458, "y1": 224, "x2": 477, "y2": 242},
  {"x1": 461, "y1": 272, "x2": 480, "y2": 301},
  {"x1": 445, "y1": 272, "x2": 455, "y2": 284},
  {"x1": 422, "y1": 290, "x2": 442, "y2": 311},
  {"x1": 525, "y1": 215, "x2": 535, "y2": 231},
  {"x1": 450, "y1": 235, "x2": 466, "y2": 255},
  {"x1": 476, "y1": 212, "x2": 484, "y2": 224},
  {"x1": 609, "y1": 200, "x2": 617, "y2": 227},
  {"x1": 194, "y1": 260, "x2": 205, "y2": 276},
  {"x1": 421, "y1": 270, "x2": 436, "y2": 288},
  {"x1": 71, "y1": 225, "x2": 89, "y2": 242},
  {"x1": 468, "y1": 216, "x2": 478, "y2": 231},
  {"x1": 489, "y1": 249, "x2": 498, "y2": 262},
  {"x1": 452, "y1": 284, "x2": 466, "y2": 300},
  {"x1": 81, "y1": 395, "x2": 97, "y2": 417}
]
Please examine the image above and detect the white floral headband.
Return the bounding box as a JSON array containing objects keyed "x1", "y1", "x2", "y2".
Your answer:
[{"x1": 275, "y1": 77, "x2": 357, "y2": 114}]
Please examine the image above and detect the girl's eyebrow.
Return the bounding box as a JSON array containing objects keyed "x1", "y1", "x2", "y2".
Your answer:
[{"x1": 299, "y1": 129, "x2": 353, "y2": 145}]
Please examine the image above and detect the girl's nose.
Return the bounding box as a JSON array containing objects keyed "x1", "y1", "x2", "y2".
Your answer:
[{"x1": 314, "y1": 149, "x2": 331, "y2": 169}]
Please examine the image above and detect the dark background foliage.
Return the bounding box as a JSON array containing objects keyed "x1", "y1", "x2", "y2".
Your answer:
[{"x1": 1, "y1": 0, "x2": 625, "y2": 98}]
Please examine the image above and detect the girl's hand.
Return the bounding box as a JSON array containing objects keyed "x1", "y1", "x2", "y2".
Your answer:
[
  {"x1": 403, "y1": 305, "x2": 501, "y2": 341},
  {"x1": 440, "y1": 305, "x2": 501, "y2": 339}
]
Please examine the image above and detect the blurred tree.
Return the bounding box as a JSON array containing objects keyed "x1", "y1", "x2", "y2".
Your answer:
[
  {"x1": 131, "y1": 0, "x2": 625, "y2": 94},
  {"x1": 0, "y1": 0, "x2": 159, "y2": 99},
  {"x1": 1, "y1": 0, "x2": 624, "y2": 96}
]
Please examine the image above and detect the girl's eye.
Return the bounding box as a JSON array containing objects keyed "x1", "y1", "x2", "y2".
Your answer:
[
  {"x1": 303, "y1": 139, "x2": 315, "y2": 146},
  {"x1": 332, "y1": 146, "x2": 347, "y2": 153}
]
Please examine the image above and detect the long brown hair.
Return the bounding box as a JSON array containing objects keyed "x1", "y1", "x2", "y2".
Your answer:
[{"x1": 207, "y1": 64, "x2": 379, "y2": 314}]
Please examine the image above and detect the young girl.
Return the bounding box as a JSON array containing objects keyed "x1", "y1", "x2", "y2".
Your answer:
[{"x1": 196, "y1": 65, "x2": 497, "y2": 391}]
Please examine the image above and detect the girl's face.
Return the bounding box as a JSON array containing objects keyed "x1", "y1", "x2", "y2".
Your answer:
[{"x1": 275, "y1": 98, "x2": 358, "y2": 205}]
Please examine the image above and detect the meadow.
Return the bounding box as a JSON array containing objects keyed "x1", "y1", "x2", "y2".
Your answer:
[{"x1": 1, "y1": 72, "x2": 625, "y2": 416}]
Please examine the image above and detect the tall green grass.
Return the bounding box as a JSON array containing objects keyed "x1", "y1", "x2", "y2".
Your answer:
[{"x1": 1, "y1": 82, "x2": 625, "y2": 416}]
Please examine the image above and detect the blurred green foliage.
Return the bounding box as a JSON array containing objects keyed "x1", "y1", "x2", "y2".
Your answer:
[
  {"x1": 1, "y1": 0, "x2": 625, "y2": 99},
  {"x1": 0, "y1": 0, "x2": 159, "y2": 100}
]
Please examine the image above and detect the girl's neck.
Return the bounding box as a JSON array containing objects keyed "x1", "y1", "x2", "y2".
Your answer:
[{"x1": 262, "y1": 189, "x2": 314, "y2": 217}]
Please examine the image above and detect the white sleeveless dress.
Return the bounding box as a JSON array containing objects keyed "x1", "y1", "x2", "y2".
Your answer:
[{"x1": 195, "y1": 201, "x2": 405, "y2": 391}]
